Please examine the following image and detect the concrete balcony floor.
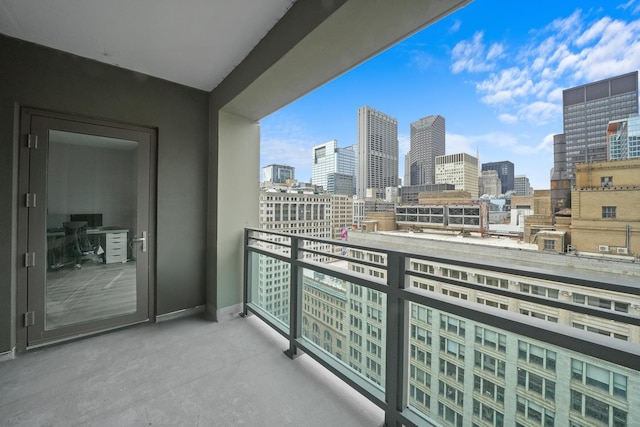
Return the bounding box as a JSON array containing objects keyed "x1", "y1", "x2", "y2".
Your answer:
[{"x1": 0, "y1": 315, "x2": 384, "y2": 426}]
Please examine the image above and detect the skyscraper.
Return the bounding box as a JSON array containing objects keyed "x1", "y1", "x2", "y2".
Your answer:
[
  {"x1": 410, "y1": 115, "x2": 445, "y2": 186},
  {"x1": 357, "y1": 106, "x2": 398, "y2": 199},
  {"x1": 562, "y1": 71, "x2": 639, "y2": 180},
  {"x1": 312, "y1": 140, "x2": 356, "y2": 195},
  {"x1": 482, "y1": 161, "x2": 514, "y2": 195}
]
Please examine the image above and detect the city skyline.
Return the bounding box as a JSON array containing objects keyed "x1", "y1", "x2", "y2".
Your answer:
[{"x1": 260, "y1": 0, "x2": 640, "y2": 190}]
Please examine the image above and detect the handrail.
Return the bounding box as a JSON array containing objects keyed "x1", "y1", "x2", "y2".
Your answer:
[{"x1": 243, "y1": 228, "x2": 640, "y2": 427}]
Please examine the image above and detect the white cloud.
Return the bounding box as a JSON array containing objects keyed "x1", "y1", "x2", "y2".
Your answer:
[
  {"x1": 454, "y1": 8, "x2": 640, "y2": 129},
  {"x1": 449, "y1": 19, "x2": 461, "y2": 33},
  {"x1": 261, "y1": 138, "x2": 312, "y2": 171},
  {"x1": 445, "y1": 133, "x2": 475, "y2": 154},
  {"x1": 451, "y1": 32, "x2": 497, "y2": 73},
  {"x1": 617, "y1": 0, "x2": 636, "y2": 10},
  {"x1": 447, "y1": 132, "x2": 550, "y2": 156},
  {"x1": 498, "y1": 113, "x2": 518, "y2": 124},
  {"x1": 486, "y1": 43, "x2": 505, "y2": 60},
  {"x1": 410, "y1": 51, "x2": 433, "y2": 72},
  {"x1": 520, "y1": 101, "x2": 562, "y2": 125},
  {"x1": 476, "y1": 67, "x2": 533, "y2": 105}
]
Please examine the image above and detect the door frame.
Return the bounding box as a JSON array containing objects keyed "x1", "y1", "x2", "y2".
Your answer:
[{"x1": 16, "y1": 107, "x2": 157, "y2": 351}]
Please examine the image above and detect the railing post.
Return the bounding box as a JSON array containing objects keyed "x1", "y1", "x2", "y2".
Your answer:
[
  {"x1": 241, "y1": 228, "x2": 250, "y2": 317},
  {"x1": 385, "y1": 252, "x2": 407, "y2": 426},
  {"x1": 284, "y1": 236, "x2": 302, "y2": 358}
]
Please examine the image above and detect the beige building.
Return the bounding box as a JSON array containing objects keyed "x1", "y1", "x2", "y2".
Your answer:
[
  {"x1": 435, "y1": 153, "x2": 479, "y2": 197},
  {"x1": 330, "y1": 194, "x2": 354, "y2": 251},
  {"x1": 570, "y1": 159, "x2": 640, "y2": 257}
]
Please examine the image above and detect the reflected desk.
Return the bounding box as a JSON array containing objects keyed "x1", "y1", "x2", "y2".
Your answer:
[{"x1": 47, "y1": 227, "x2": 129, "y2": 267}]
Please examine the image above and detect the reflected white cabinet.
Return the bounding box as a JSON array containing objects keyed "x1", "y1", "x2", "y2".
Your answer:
[{"x1": 105, "y1": 231, "x2": 128, "y2": 264}]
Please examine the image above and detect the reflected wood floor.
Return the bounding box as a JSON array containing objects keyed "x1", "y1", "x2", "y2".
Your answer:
[{"x1": 45, "y1": 261, "x2": 137, "y2": 329}]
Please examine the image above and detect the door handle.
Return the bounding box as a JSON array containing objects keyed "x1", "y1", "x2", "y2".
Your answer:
[{"x1": 132, "y1": 231, "x2": 147, "y2": 253}]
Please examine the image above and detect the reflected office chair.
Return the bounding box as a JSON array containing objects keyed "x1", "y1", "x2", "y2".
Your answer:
[{"x1": 62, "y1": 221, "x2": 98, "y2": 269}]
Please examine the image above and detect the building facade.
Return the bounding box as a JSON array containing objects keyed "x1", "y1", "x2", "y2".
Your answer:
[
  {"x1": 570, "y1": 159, "x2": 640, "y2": 257},
  {"x1": 262, "y1": 164, "x2": 295, "y2": 184},
  {"x1": 563, "y1": 71, "x2": 639, "y2": 181},
  {"x1": 312, "y1": 140, "x2": 357, "y2": 194},
  {"x1": 479, "y1": 170, "x2": 502, "y2": 198},
  {"x1": 435, "y1": 152, "x2": 479, "y2": 197},
  {"x1": 299, "y1": 242, "x2": 639, "y2": 426},
  {"x1": 330, "y1": 194, "x2": 354, "y2": 247},
  {"x1": 410, "y1": 115, "x2": 445, "y2": 186},
  {"x1": 482, "y1": 161, "x2": 514, "y2": 195},
  {"x1": 607, "y1": 114, "x2": 640, "y2": 161},
  {"x1": 257, "y1": 191, "x2": 333, "y2": 323},
  {"x1": 514, "y1": 175, "x2": 533, "y2": 196},
  {"x1": 358, "y1": 106, "x2": 398, "y2": 199}
]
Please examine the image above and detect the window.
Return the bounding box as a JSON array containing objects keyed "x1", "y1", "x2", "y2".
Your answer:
[
  {"x1": 475, "y1": 351, "x2": 505, "y2": 378},
  {"x1": 439, "y1": 380, "x2": 464, "y2": 406},
  {"x1": 601, "y1": 176, "x2": 612, "y2": 187},
  {"x1": 474, "y1": 375, "x2": 505, "y2": 403},
  {"x1": 571, "y1": 359, "x2": 627, "y2": 398},
  {"x1": 518, "y1": 341, "x2": 556, "y2": 371},
  {"x1": 517, "y1": 369, "x2": 555, "y2": 401},
  {"x1": 440, "y1": 314, "x2": 465, "y2": 337},
  {"x1": 602, "y1": 206, "x2": 617, "y2": 218},
  {"x1": 475, "y1": 327, "x2": 506, "y2": 353},
  {"x1": 543, "y1": 239, "x2": 555, "y2": 251},
  {"x1": 439, "y1": 359, "x2": 464, "y2": 383}
]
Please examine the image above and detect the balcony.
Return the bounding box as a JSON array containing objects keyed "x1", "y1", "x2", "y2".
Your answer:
[
  {"x1": 244, "y1": 228, "x2": 640, "y2": 427},
  {"x1": 0, "y1": 314, "x2": 383, "y2": 426}
]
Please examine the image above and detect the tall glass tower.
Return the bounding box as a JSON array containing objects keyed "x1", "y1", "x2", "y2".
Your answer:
[
  {"x1": 312, "y1": 140, "x2": 356, "y2": 195},
  {"x1": 357, "y1": 106, "x2": 398, "y2": 199},
  {"x1": 410, "y1": 115, "x2": 445, "y2": 186},
  {"x1": 562, "y1": 71, "x2": 638, "y2": 180}
]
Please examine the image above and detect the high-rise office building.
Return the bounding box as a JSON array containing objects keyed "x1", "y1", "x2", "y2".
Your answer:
[
  {"x1": 357, "y1": 106, "x2": 398, "y2": 199},
  {"x1": 562, "y1": 71, "x2": 639, "y2": 180},
  {"x1": 482, "y1": 161, "x2": 514, "y2": 195},
  {"x1": 607, "y1": 114, "x2": 640, "y2": 160},
  {"x1": 312, "y1": 140, "x2": 356, "y2": 195},
  {"x1": 262, "y1": 164, "x2": 295, "y2": 184},
  {"x1": 434, "y1": 152, "x2": 478, "y2": 196},
  {"x1": 410, "y1": 115, "x2": 445, "y2": 186},
  {"x1": 514, "y1": 175, "x2": 533, "y2": 196}
]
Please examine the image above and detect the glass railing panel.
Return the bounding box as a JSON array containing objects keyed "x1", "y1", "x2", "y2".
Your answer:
[
  {"x1": 301, "y1": 268, "x2": 387, "y2": 391},
  {"x1": 405, "y1": 301, "x2": 639, "y2": 427},
  {"x1": 407, "y1": 257, "x2": 640, "y2": 345},
  {"x1": 247, "y1": 251, "x2": 290, "y2": 331},
  {"x1": 247, "y1": 230, "x2": 291, "y2": 257}
]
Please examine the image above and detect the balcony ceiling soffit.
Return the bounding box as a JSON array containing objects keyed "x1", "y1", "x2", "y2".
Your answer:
[{"x1": 0, "y1": 0, "x2": 296, "y2": 91}]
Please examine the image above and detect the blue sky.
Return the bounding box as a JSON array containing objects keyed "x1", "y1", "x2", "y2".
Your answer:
[{"x1": 260, "y1": 0, "x2": 640, "y2": 190}]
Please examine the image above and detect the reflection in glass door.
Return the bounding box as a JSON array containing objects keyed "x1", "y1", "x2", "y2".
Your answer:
[
  {"x1": 45, "y1": 130, "x2": 139, "y2": 329},
  {"x1": 20, "y1": 110, "x2": 154, "y2": 348}
]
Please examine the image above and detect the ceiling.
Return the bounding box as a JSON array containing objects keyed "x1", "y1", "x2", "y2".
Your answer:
[{"x1": 0, "y1": 0, "x2": 296, "y2": 91}]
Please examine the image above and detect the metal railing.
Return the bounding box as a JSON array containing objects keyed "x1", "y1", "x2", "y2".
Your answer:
[{"x1": 243, "y1": 227, "x2": 640, "y2": 427}]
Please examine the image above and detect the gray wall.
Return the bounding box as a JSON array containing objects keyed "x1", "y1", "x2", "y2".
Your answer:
[{"x1": 0, "y1": 35, "x2": 209, "y2": 353}]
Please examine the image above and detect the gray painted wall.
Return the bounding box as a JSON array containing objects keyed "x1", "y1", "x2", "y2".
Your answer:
[{"x1": 0, "y1": 35, "x2": 209, "y2": 353}]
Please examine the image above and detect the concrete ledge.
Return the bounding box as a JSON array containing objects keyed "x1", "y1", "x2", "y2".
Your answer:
[
  {"x1": 217, "y1": 303, "x2": 244, "y2": 322},
  {"x1": 0, "y1": 349, "x2": 15, "y2": 362},
  {"x1": 156, "y1": 305, "x2": 205, "y2": 323}
]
